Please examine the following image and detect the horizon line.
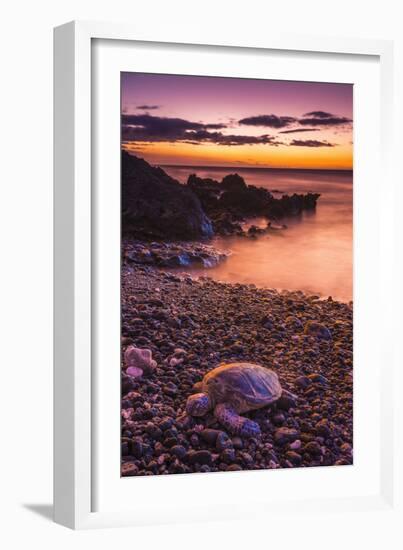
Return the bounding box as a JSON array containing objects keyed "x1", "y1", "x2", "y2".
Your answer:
[{"x1": 159, "y1": 163, "x2": 353, "y2": 172}]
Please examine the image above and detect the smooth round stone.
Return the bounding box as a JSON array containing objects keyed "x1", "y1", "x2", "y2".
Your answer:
[
  {"x1": 274, "y1": 427, "x2": 300, "y2": 446},
  {"x1": 170, "y1": 445, "x2": 187, "y2": 459},
  {"x1": 186, "y1": 450, "x2": 213, "y2": 465}
]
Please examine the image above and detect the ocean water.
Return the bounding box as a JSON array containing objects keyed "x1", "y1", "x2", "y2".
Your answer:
[{"x1": 163, "y1": 166, "x2": 353, "y2": 302}]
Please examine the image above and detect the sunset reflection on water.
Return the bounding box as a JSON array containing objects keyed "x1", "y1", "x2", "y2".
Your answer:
[{"x1": 164, "y1": 166, "x2": 353, "y2": 302}]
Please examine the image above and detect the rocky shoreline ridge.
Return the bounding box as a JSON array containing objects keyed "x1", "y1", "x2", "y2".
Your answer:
[
  {"x1": 122, "y1": 151, "x2": 320, "y2": 240},
  {"x1": 123, "y1": 239, "x2": 229, "y2": 269},
  {"x1": 121, "y1": 263, "x2": 353, "y2": 476}
]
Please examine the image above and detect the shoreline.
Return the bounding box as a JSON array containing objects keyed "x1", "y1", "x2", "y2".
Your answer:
[
  {"x1": 121, "y1": 259, "x2": 353, "y2": 476},
  {"x1": 123, "y1": 237, "x2": 353, "y2": 304}
]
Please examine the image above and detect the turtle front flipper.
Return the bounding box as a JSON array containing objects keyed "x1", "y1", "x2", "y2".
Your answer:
[{"x1": 214, "y1": 403, "x2": 261, "y2": 438}]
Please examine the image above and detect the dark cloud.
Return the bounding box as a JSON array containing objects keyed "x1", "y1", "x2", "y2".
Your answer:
[
  {"x1": 123, "y1": 114, "x2": 205, "y2": 136},
  {"x1": 122, "y1": 114, "x2": 281, "y2": 146},
  {"x1": 122, "y1": 114, "x2": 226, "y2": 142},
  {"x1": 279, "y1": 128, "x2": 321, "y2": 134},
  {"x1": 136, "y1": 105, "x2": 160, "y2": 110},
  {"x1": 299, "y1": 116, "x2": 351, "y2": 127},
  {"x1": 238, "y1": 111, "x2": 352, "y2": 129},
  {"x1": 203, "y1": 123, "x2": 229, "y2": 129},
  {"x1": 289, "y1": 139, "x2": 335, "y2": 148},
  {"x1": 303, "y1": 111, "x2": 334, "y2": 118},
  {"x1": 238, "y1": 114, "x2": 297, "y2": 128},
  {"x1": 299, "y1": 111, "x2": 352, "y2": 127},
  {"x1": 185, "y1": 130, "x2": 281, "y2": 146}
]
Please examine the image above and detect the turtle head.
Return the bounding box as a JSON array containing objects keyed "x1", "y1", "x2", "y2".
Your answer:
[{"x1": 186, "y1": 392, "x2": 212, "y2": 417}]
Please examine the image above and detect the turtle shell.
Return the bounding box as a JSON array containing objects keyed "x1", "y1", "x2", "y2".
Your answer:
[{"x1": 201, "y1": 363, "x2": 282, "y2": 413}]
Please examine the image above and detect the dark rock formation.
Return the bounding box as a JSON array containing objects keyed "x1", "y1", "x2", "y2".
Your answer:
[
  {"x1": 122, "y1": 152, "x2": 213, "y2": 240},
  {"x1": 121, "y1": 153, "x2": 319, "y2": 241},
  {"x1": 187, "y1": 172, "x2": 320, "y2": 236}
]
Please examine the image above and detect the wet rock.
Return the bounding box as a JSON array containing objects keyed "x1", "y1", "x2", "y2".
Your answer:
[
  {"x1": 145, "y1": 422, "x2": 163, "y2": 440},
  {"x1": 274, "y1": 427, "x2": 300, "y2": 446},
  {"x1": 185, "y1": 450, "x2": 213, "y2": 465},
  {"x1": 216, "y1": 431, "x2": 233, "y2": 451},
  {"x1": 239, "y1": 452, "x2": 254, "y2": 466},
  {"x1": 121, "y1": 373, "x2": 136, "y2": 395},
  {"x1": 122, "y1": 152, "x2": 213, "y2": 240},
  {"x1": 272, "y1": 412, "x2": 286, "y2": 426},
  {"x1": 304, "y1": 320, "x2": 332, "y2": 340},
  {"x1": 121, "y1": 462, "x2": 139, "y2": 476},
  {"x1": 162, "y1": 383, "x2": 178, "y2": 397},
  {"x1": 285, "y1": 316, "x2": 303, "y2": 330},
  {"x1": 295, "y1": 376, "x2": 312, "y2": 390},
  {"x1": 164, "y1": 436, "x2": 179, "y2": 448},
  {"x1": 220, "y1": 448, "x2": 236, "y2": 464},
  {"x1": 340, "y1": 442, "x2": 352, "y2": 456},
  {"x1": 285, "y1": 451, "x2": 302, "y2": 465},
  {"x1": 304, "y1": 441, "x2": 323, "y2": 456},
  {"x1": 231, "y1": 436, "x2": 244, "y2": 450},
  {"x1": 199, "y1": 429, "x2": 220, "y2": 446},
  {"x1": 170, "y1": 445, "x2": 187, "y2": 459},
  {"x1": 289, "y1": 439, "x2": 302, "y2": 451},
  {"x1": 308, "y1": 373, "x2": 329, "y2": 385},
  {"x1": 158, "y1": 417, "x2": 174, "y2": 431},
  {"x1": 315, "y1": 419, "x2": 331, "y2": 438},
  {"x1": 276, "y1": 390, "x2": 297, "y2": 411},
  {"x1": 131, "y1": 438, "x2": 143, "y2": 459}
]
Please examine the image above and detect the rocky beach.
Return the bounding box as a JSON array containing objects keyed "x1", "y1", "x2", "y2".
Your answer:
[{"x1": 120, "y1": 152, "x2": 353, "y2": 477}]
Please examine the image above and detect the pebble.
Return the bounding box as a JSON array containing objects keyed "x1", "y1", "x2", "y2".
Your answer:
[
  {"x1": 220, "y1": 448, "x2": 236, "y2": 464},
  {"x1": 285, "y1": 451, "x2": 302, "y2": 465},
  {"x1": 199, "y1": 429, "x2": 220, "y2": 446},
  {"x1": 272, "y1": 412, "x2": 286, "y2": 426},
  {"x1": 216, "y1": 431, "x2": 233, "y2": 451},
  {"x1": 295, "y1": 376, "x2": 311, "y2": 389},
  {"x1": 276, "y1": 391, "x2": 297, "y2": 411},
  {"x1": 304, "y1": 320, "x2": 332, "y2": 340},
  {"x1": 274, "y1": 427, "x2": 300, "y2": 446},
  {"x1": 121, "y1": 462, "x2": 138, "y2": 476},
  {"x1": 289, "y1": 439, "x2": 302, "y2": 450},
  {"x1": 315, "y1": 419, "x2": 331, "y2": 438},
  {"x1": 131, "y1": 439, "x2": 143, "y2": 458},
  {"x1": 308, "y1": 373, "x2": 329, "y2": 385},
  {"x1": 158, "y1": 417, "x2": 174, "y2": 431},
  {"x1": 231, "y1": 436, "x2": 243, "y2": 449},
  {"x1": 304, "y1": 441, "x2": 323, "y2": 456},
  {"x1": 170, "y1": 445, "x2": 187, "y2": 459},
  {"x1": 186, "y1": 450, "x2": 213, "y2": 465}
]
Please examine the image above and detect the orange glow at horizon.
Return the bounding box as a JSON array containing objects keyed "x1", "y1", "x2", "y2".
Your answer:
[{"x1": 122, "y1": 141, "x2": 353, "y2": 170}]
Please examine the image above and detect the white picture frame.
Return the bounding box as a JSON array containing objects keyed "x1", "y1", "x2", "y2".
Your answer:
[{"x1": 54, "y1": 20, "x2": 399, "y2": 531}]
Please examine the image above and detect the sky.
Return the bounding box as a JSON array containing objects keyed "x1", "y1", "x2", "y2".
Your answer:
[{"x1": 121, "y1": 73, "x2": 353, "y2": 170}]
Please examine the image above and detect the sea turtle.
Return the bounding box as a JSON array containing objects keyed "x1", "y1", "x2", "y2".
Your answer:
[{"x1": 186, "y1": 363, "x2": 283, "y2": 438}]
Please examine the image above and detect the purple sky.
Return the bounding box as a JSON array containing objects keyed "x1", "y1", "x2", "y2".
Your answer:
[{"x1": 121, "y1": 73, "x2": 353, "y2": 169}]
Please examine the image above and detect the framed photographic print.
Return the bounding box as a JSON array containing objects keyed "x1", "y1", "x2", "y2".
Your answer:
[{"x1": 54, "y1": 21, "x2": 398, "y2": 530}]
